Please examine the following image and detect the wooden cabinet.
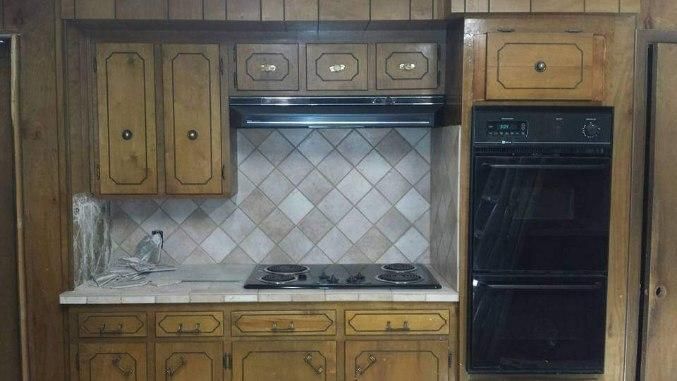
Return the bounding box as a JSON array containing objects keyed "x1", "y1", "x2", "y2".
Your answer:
[
  {"x1": 156, "y1": 311, "x2": 224, "y2": 337},
  {"x1": 485, "y1": 32, "x2": 600, "y2": 100},
  {"x1": 306, "y1": 44, "x2": 368, "y2": 91},
  {"x1": 345, "y1": 309, "x2": 450, "y2": 335},
  {"x1": 79, "y1": 343, "x2": 147, "y2": 381},
  {"x1": 376, "y1": 43, "x2": 439, "y2": 90},
  {"x1": 162, "y1": 44, "x2": 226, "y2": 195},
  {"x1": 346, "y1": 340, "x2": 448, "y2": 381},
  {"x1": 94, "y1": 42, "x2": 233, "y2": 197},
  {"x1": 232, "y1": 310, "x2": 336, "y2": 336},
  {"x1": 232, "y1": 341, "x2": 337, "y2": 381},
  {"x1": 95, "y1": 43, "x2": 159, "y2": 195},
  {"x1": 235, "y1": 44, "x2": 300, "y2": 91},
  {"x1": 156, "y1": 342, "x2": 224, "y2": 380}
]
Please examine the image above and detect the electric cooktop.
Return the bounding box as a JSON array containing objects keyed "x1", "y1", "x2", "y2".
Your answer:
[{"x1": 243, "y1": 263, "x2": 441, "y2": 289}]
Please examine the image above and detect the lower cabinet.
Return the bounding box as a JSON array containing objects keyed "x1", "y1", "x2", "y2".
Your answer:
[
  {"x1": 232, "y1": 341, "x2": 337, "y2": 381},
  {"x1": 78, "y1": 342, "x2": 147, "y2": 381},
  {"x1": 155, "y1": 342, "x2": 224, "y2": 381},
  {"x1": 345, "y1": 340, "x2": 449, "y2": 381}
]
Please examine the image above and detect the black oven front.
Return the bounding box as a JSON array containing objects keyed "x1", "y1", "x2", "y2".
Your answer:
[{"x1": 467, "y1": 106, "x2": 613, "y2": 374}]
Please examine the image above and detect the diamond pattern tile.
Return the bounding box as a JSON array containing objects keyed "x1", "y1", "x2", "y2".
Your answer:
[{"x1": 106, "y1": 128, "x2": 431, "y2": 266}]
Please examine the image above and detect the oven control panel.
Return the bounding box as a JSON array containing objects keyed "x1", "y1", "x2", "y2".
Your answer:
[{"x1": 473, "y1": 106, "x2": 613, "y2": 145}]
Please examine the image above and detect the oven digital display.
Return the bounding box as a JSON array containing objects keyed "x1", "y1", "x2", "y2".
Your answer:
[{"x1": 487, "y1": 120, "x2": 528, "y2": 136}]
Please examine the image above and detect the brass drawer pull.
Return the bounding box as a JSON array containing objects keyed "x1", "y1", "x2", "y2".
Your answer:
[
  {"x1": 385, "y1": 320, "x2": 410, "y2": 332},
  {"x1": 271, "y1": 321, "x2": 295, "y2": 332},
  {"x1": 354, "y1": 354, "x2": 377, "y2": 378},
  {"x1": 535, "y1": 61, "x2": 547, "y2": 73},
  {"x1": 260, "y1": 64, "x2": 277, "y2": 72},
  {"x1": 112, "y1": 356, "x2": 133, "y2": 377},
  {"x1": 165, "y1": 356, "x2": 186, "y2": 377},
  {"x1": 303, "y1": 353, "x2": 325, "y2": 375},
  {"x1": 187, "y1": 129, "x2": 198, "y2": 140},
  {"x1": 176, "y1": 322, "x2": 201, "y2": 334},
  {"x1": 398, "y1": 63, "x2": 416, "y2": 71},
  {"x1": 329, "y1": 64, "x2": 347, "y2": 73},
  {"x1": 99, "y1": 323, "x2": 124, "y2": 335}
]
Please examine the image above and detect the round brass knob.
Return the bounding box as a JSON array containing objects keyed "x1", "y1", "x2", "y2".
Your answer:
[
  {"x1": 187, "y1": 130, "x2": 198, "y2": 140},
  {"x1": 121, "y1": 129, "x2": 133, "y2": 140},
  {"x1": 535, "y1": 61, "x2": 547, "y2": 73}
]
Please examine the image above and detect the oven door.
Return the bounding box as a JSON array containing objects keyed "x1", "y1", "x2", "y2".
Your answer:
[
  {"x1": 468, "y1": 276, "x2": 606, "y2": 374},
  {"x1": 471, "y1": 156, "x2": 611, "y2": 274}
]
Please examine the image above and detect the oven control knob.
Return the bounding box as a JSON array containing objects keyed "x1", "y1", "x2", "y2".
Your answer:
[{"x1": 582, "y1": 121, "x2": 601, "y2": 139}]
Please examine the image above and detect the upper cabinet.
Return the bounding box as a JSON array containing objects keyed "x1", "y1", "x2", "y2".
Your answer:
[
  {"x1": 484, "y1": 32, "x2": 603, "y2": 101},
  {"x1": 94, "y1": 42, "x2": 234, "y2": 197}
]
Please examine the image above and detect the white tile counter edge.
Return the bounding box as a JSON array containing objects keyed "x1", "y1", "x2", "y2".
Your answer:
[{"x1": 59, "y1": 264, "x2": 458, "y2": 304}]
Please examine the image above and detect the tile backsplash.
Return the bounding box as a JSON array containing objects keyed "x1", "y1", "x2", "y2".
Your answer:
[{"x1": 108, "y1": 128, "x2": 431, "y2": 266}]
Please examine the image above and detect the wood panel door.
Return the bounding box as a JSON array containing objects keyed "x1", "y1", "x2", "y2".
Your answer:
[
  {"x1": 641, "y1": 42, "x2": 677, "y2": 380},
  {"x1": 79, "y1": 343, "x2": 147, "y2": 381},
  {"x1": 162, "y1": 44, "x2": 224, "y2": 195},
  {"x1": 155, "y1": 342, "x2": 224, "y2": 381},
  {"x1": 345, "y1": 340, "x2": 448, "y2": 381},
  {"x1": 232, "y1": 341, "x2": 336, "y2": 381},
  {"x1": 96, "y1": 43, "x2": 158, "y2": 195}
]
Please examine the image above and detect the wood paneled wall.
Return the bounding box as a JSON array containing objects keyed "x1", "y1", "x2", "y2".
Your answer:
[
  {"x1": 2, "y1": 1, "x2": 69, "y2": 381},
  {"x1": 642, "y1": 0, "x2": 677, "y2": 29},
  {"x1": 449, "y1": 0, "x2": 639, "y2": 13}
]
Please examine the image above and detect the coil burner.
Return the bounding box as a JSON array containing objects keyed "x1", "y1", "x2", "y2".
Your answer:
[
  {"x1": 376, "y1": 272, "x2": 423, "y2": 285},
  {"x1": 381, "y1": 263, "x2": 417, "y2": 273},
  {"x1": 259, "y1": 273, "x2": 297, "y2": 284},
  {"x1": 264, "y1": 264, "x2": 310, "y2": 275}
]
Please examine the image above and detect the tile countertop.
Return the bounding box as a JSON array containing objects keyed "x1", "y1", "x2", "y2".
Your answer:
[{"x1": 59, "y1": 264, "x2": 458, "y2": 304}]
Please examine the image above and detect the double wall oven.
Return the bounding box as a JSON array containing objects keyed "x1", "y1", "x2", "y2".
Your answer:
[{"x1": 468, "y1": 106, "x2": 613, "y2": 374}]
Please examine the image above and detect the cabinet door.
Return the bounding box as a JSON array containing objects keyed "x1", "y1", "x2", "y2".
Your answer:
[
  {"x1": 162, "y1": 44, "x2": 224, "y2": 195},
  {"x1": 376, "y1": 43, "x2": 439, "y2": 90},
  {"x1": 233, "y1": 341, "x2": 336, "y2": 381},
  {"x1": 155, "y1": 342, "x2": 223, "y2": 381},
  {"x1": 96, "y1": 43, "x2": 158, "y2": 195},
  {"x1": 345, "y1": 340, "x2": 448, "y2": 381},
  {"x1": 306, "y1": 44, "x2": 368, "y2": 91},
  {"x1": 79, "y1": 343, "x2": 147, "y2": 381},
  {"x1": 236, "y1": 44, "x2": 299, "y2": 91}
]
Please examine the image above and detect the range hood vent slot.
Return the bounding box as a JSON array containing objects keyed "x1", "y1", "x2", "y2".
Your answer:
[{"x1": 229, "y1": 96, "x2": 445, "y2": 129}]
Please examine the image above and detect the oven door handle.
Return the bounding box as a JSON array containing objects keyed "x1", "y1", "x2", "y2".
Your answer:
[
  {"x1": 485, "y1": 284, "x2": 602, "y2": 291},
  {"x1": 483, "y1": 163, "x2": 608, "y2": 170}
]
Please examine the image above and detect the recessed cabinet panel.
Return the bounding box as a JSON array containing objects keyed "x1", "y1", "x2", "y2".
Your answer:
[
  {"x1": 236, "y1": 44, "x2": 300, "y2": 91},
  {"x1": 232, "y1": 310, "x2": 337, "y2": 336},
  {"x1": 96, "y1": 43, "x2": 158, "y2": 195},
  {"x1": 486, "y1": 32, "x2": 596, "y2": 100},
  {"x1": 156, "y1": 342, "x2": 223, "y2": 381},
  {"x1": 79, "y1": 343, "x2": 147, "y2": 381},
  {"x1": 345, "y1": 310, "x2": 450, "y2": 335},
  {"x1": 376, "y1": 43, "x2": 439, "y2": 90},
  {"x1": 345, "y1": 341, "x2": 448, "y2": 381},
  {"x1": 319, "y1": 0, "x2": 369, "y2": 20},
  {"x1": 233, "y1": 341, "x2": 337, "y2": 381},
  {"x1": 78, "y1": 312, "x2": 147, "y2": 338},
  {"x1": 162, "y1": 44, "x2": 223, "y2": 195},
  {"x1": 306, "y1": 44, "x2": 368, "y2": 91}
]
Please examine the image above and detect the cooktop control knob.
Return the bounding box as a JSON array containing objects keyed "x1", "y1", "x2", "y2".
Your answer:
[{"x1": 582, "y1": 121, "x2": 601, "y2": 139}]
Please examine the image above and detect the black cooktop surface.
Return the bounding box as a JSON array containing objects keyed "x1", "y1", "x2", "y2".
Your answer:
[{"x1": 243, "y1": 263, "x2": 441, "y2": 289}]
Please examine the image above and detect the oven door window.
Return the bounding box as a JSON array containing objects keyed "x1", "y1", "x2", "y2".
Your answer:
[
  {"x1": 468, "y1": 276, "x2": 606, "y2": 374},
  {"x1": 471, "y1": 156, "x2": 611, "y2": 274}
]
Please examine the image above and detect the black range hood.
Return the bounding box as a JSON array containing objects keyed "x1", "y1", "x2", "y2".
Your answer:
[{"x1": 229, "y1": 96, "x2": 445, "y2": 129}]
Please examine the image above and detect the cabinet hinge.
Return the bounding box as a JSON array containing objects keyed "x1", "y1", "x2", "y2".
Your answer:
[
  {"x1": 223, "y1": 353, "x2": 232, "y2": 369},
  {"x1": 448, "y1": 353, "x2": 452, "y2": 369},
  {"x1": 219, "y1": 57, "x2": 224, "y2": 75},
  {"x1": 96, "y1": 164, "x2": 100, "y2": 180}
]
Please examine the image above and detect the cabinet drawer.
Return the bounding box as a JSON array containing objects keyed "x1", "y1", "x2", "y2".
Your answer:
[
  {"x1": 236, "y1": 44, "x2": 299, "y2": 91},
  {"x1": 376, "y1": 43, "x2": 439, "y2": 90},
  {"x1": 345, "y1": 310, "x2": 449, "y2": 335},
  {"x1": 486, "y1": 32, "x2": 598, "y2": 100},
  {"x1": 156, "y1": 311, "x2": 224, "y2": 337},
  {"x1": 78, "y1": 312, "x2": 147, "y2": 338},
  {"x1": 306, "y1": 44, "x2": 368, "y2": 91},
  {"x1": 232, "y1": 310, "x2": 336, "y2": 336}
]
